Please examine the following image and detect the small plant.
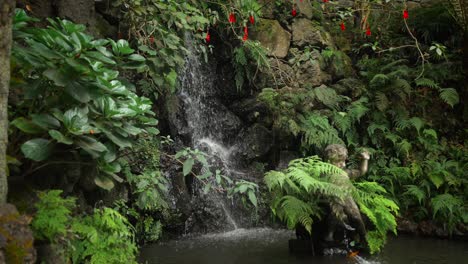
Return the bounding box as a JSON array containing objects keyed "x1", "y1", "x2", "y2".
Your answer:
[{"x1": 31, "y1": 190, "x2": 75, "y2": 242}]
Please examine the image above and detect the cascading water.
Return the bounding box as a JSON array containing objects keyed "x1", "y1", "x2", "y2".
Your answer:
[{"x1": 177, "y1": 34, "x2": 244, "y2": 231}]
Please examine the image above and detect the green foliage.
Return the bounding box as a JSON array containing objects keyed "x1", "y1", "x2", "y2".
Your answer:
[
  {"x1": 71, "y1": 208, "x2": 137, "y2": 264},
  {"x1": 31, "y1": 191, "x2": 138, "y2": 263},
  {"x1": 265, "y1": 156, "x2": 398, "y2": 253},
  {"x1": 233, "y1": 40, "x2": 270, "y2": 91},
  {"x1": 10, "y1": 10, "x2": 157, "y2": 189},
  {"x1": 31, "y1": 190, "x2": 75, "y2": 242}
]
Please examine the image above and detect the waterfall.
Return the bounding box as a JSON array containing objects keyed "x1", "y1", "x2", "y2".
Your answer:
[{"x1": 177, "y1": 33, "x2": 243, "y2": 231}]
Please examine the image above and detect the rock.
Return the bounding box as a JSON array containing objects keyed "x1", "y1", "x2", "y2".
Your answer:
[
  {"x1": 251, "y1": 19, "x2": 291, "y2": 58},
  {"x1": 276, "y1": 151, "x2": 300, "y2": 170},
  {"x1": 324, "y1": 50, "x2": 354, "y2": 80},
  {"x1": 258, "y1": 0, "x2": 275, "y2": 19},
  {"x1": 0, "y1": 204, "x2": 36, "y2": 264},
  {"x1": 292, "y1": 19, "x2": 333, "y2": 48},
  {"x1": 259, "y1": 58, "x2": 295, "y2": 88},
  {"x1": 333, "y1": 78, "x2": 366, "y2": 98},
  {"x1": 295, "y1": 58, "x2": 331, "y2": 87},
  {"x1": 230, "y1": 97, "x2": 271, "y2": 125},
  {"x1": 36, "y1": 243, "x2": 67, "y2": 264},
  {"x1": 296, "y1": 0, "x2": 315, "y2": 20},
  {"x1": 233, "y1": 124, "x2": 273, "y2": 162}
]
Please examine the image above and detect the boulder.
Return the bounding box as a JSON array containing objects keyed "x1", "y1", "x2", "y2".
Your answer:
[
  {"x1": 251, "y1": 19, "x2": 291, "y2": 58},
  {"x1": 292, "y1": 19, "x2": 333, "y2": 48},
  {"x1": 295, "y1": 58, "x2": 331, "y2": 87},
  {"x1": 230, "y1": 97, "x2": 271, "y2": 125},
  {"x1": 296, "y1": 0, "x2": 315, "y2": 20},
  {"x1": 0, "y1": 204, "x2": 36, "y2": 264}
]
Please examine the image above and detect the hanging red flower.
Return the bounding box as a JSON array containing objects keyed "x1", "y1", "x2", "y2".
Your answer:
[
  {"x1": 243, "y1": 26, "x2": 248, "y2": 41},
  {"x1": 149, "y1": 36, "x2": 155, "y2": 44},
  {"x1": 249, "y1": 15, "x2": 255, "y2": 25},
  {"x1": 292, "y1": 8, "x2": 297, "y2": 17},
  {"x1": 366, "y1": 27, "x2": 371, "y2": 36},
  {"x1": 229, "y1": 12, "x2": 236, "y2": 23},
  {"x1": 340, "y1": 22, "x2": 345, "y2": 31},
  {"x1": 323, "y1": 0, "x2": 329, "y2": 2},
  {"x1": 403, "y1": 10, "x2": 409, "y2": 19},
  {"x1": 205, "y1": 31, "x2": 211, "y2": 43}
]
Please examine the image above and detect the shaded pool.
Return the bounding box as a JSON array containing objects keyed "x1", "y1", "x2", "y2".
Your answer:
[{"x1": 139, "y1": 228, "x2": 467, "y2": 264}]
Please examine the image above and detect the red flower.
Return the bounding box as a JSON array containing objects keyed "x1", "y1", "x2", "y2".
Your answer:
[
  {"x1": 366, "y1": 27, "x2": 371, "y2": 36},
  {"x1": 244, "y1": 26, "x2": 248, "y2": 34},
  {"x1": 403, "y1": 10, "x2": 409, "y2": 19},
  {"x1": 243, "y1": 33, "x2": 248, "y2": 41},
  {"x1": 149, "y1": 36, "x2": 155, "y2": 44},
  {"x1": 249, "y1": 15, "x2": 255, "y2": 25},
  {"x1": 205, "y1": 31, "x2": 211, "y2": 43},
  {"x1": 323, "y1": 0, "x2": 329, "y2": 2},
  {"x1": 229, "y1": 13, "x2": 236, "y2": 23},
  {"x1": 340, "y1": 22, "x2": 345, "y2": 31},
  {"x1": 292, "y1": 8, "x2": 297, "y2": 17}
]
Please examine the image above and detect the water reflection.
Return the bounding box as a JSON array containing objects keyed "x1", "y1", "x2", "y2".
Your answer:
[{"x1": 140, "y1": 228, "x2": 467, "y2": 264}]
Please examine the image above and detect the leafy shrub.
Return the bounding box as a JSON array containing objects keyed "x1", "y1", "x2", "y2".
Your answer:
[
  {"x1": 10, "y1": 10, "x2": 158, "y2": 189},
  {"x1": 31, "y1": 190, "x2": 138, "y2": 263},
  {"x1": 31, "y1": 190, "x2": 75, "y2": 242}
]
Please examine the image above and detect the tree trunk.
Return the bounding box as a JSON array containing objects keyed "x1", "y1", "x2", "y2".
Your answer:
[{"x1": 0, "y1": 0, "x2": 15, "y2": 204}]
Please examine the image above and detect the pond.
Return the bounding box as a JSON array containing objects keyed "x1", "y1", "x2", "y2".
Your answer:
[{"x1": 139, "y1": 228, "x2": 467, "y2": 264}]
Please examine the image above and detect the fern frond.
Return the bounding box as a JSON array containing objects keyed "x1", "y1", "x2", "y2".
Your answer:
[
  {"x1": 415, "y1": 78, "x2": 439, "y2": 88},
  {"x1": 431, "y1": 193, "x2": 463, "y2": 219},
  {"x1": 439, "y1": 88, "x2": 459, "y2": 107},
  {"x1": 300, "y1": 114, "x2": 344, "y2": 149},
  {"x1": 403, "y1": 185, "x2": 426, "y2": 205}
]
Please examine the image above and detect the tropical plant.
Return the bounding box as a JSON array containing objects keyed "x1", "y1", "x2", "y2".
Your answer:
[
  {"x1": 264, "y1": 156, "x2": 399, "y2": 253},
  {"x1": 9, "y1": 10, "x2": 158, "y2": 190}
]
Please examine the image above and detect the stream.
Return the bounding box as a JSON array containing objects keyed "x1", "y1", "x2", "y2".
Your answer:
[{"x1": 139, "y1": 228, "x2": 467, "y2": 264}]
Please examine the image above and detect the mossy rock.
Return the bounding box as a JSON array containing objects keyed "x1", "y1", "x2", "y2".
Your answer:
[
  {"x1": 292, "y1": 19, "x2": 334, "y2": 48},
  {"x1": 0, "y1": 204, "x2": 36, "y2": 264},
  {"x1": 251, "y1": 19, "x2": 291, "y2": 58}
]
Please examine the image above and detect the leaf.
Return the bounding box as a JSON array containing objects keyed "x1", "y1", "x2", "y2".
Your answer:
[
  {"x1": 43, "y1": 68, "x2": 68, "y2": 87},
  {"x1": 203, "y1": 183, "x2": 212, "y2": 194},
  {"x1": 21, "y1": 138, "x2": 52, "y2": 161},
  {"x1": 94, "y1": 176, "x2": 114, "y2": 190},
  {"x1": 32, "y1": 114, "x2": 60, "y2": 129},
  {"x1": 128, "y1": 54, "x2": 146, "y2": 62},
  {"x1": 49, "y1": 130, "x2": 73, "y2": 145},
  {"x1": 65, "y1": 81, "x2": 91, "y2": 103},
  {"x1": 439, "y1": 88, "x2": 459, "y2": 107},
  {"x1": 183, "y1": 158, "x2": 194, "y2": 176},
  {"x1": 75, "y1": 136, "x2": 107, "y2": 155},
  {"x1": 248, "y1": 191, "x2": 258, "y2": 207},
  {"x1": 428, "y1": 173, "x2": 444, "y2": 189},
  {"x1": 11, "y1": 117, "x2": 44, "y2": 134}
]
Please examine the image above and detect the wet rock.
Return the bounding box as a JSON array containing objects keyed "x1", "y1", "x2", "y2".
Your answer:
[
  {"x1": 0, "y1": 204, "x2": 36, "y2": 264},
  {"x1": 292, "y1": 19, "x2": 333, "y2": 48},
  {"x1": 230, "y1": 97, "x2": 271, "y2": 126},
  {"x1": 251, "y1": 19, "x2": 291, "y2": 58},
  {"x1": 36, "y1": 243, "x2": 67, "y2": 264},
  {"x1": 259, "y1": 58, "x2": 295, "y2": 88},
  {"x1": 397, "y1": 217, "x2": 419, "y2": 234},
  {"x1": 233, "y1": 124, "x2": 273, "y2": 162}
]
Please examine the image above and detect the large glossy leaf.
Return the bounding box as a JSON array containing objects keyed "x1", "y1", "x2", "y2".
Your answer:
[
  {"x1": 75, "y1": 136, "x2": 107, "y2": 153},
  {"x1": 31, "y1": 114, "x2": 60, "y2": 129},
  {"x1": 49, "y1": 130, "x2": 73, "y2": 145},
  {"x1": 65, "y1": 81, "x2": 91, "y2": 103},
  {"x1": 11, "y1": 117, "x2": 44, "y2": 134},
  {"x1": 94, "y1": 175, "x2": 114, "y2": 190},
  {"x1": 21, "y1": 138, "x2": 52, "y2": 161}
]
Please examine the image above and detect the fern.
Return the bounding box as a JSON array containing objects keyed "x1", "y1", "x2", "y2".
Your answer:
[
  {"x1": 403, "y1": 185, "x2": 426, "y2": 205},
  {"x1": 32, "y1": 190, "x2": 76, "y2": 242},
  {"x1": 300, "y1": 113, "x2": 344, "y2": 149},
  {"x1": 439, "y1": 88, "x2": 459, "y2": 107},
  {"x1": 415, "y1": 78, "x2": 439, "y2": 88}
]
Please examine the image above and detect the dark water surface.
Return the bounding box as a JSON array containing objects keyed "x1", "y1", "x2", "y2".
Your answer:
[{"x1": 139, "y1": 228, "x2": 467, "y2": 264}]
